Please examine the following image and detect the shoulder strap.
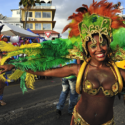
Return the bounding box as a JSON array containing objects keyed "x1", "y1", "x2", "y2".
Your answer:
[
  {"x1": 76, "y1": 61, "x2": 123, "y2": 94},
  {"x1": 112, "y1": 62, "x2": 123, "y2": 93},
  {"x1": 76, "y1": 59, "x2": 89, "y2": 94}
]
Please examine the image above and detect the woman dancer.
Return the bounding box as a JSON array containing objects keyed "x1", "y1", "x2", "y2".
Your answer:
[{"x1": 0, "y1": 0, "x2": 125, "y2": 124}]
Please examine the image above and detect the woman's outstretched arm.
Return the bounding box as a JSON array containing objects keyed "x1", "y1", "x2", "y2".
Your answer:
[
  {"x1": 0, "y1": 64, "x2": 79, "y2": 78},
  {"x1": 27, "y1": 64, "x2": 79, "y2": 78}
]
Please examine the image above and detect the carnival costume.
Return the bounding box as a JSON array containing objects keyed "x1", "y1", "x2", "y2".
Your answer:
[{"x1": 0, "y1": 0, "x2": 125, "y2": 124}]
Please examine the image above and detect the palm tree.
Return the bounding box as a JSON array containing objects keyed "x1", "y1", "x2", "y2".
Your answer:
[{"x1": 19, "y1": 0, "x2": 41, "y2": 29}]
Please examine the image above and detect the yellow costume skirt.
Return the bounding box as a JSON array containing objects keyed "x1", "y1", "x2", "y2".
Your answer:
[{"x1": 73, "y1": 106, "x2": 114, "y2": 125}]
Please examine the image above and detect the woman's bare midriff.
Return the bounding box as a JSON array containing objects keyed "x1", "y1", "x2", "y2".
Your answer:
[{"x1": 76, "y1": 91, "x2": 115, "y2": 125}]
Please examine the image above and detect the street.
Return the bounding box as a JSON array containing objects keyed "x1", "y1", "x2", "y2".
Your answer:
[{"x1": 0, "y1": 77, "x2": 125, "y2": 125}]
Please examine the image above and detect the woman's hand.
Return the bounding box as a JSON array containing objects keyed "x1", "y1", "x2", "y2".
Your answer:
[{"x1": 0, "y1": 64, "x2": 15, "y2": 74}]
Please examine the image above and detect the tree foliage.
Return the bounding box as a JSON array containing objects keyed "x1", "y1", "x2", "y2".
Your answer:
[{"x1": 19, "y1": 0, "x2": 41, "y2": 9}]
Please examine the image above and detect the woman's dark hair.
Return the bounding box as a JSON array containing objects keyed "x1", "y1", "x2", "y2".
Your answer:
[{"x1": 82, "y1": 33, "x2": 116, "y2": 62}]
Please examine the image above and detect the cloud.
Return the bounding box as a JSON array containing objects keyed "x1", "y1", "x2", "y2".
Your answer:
[{"x1": 52, "y1": 0, "x2": 101, "y2": 38}]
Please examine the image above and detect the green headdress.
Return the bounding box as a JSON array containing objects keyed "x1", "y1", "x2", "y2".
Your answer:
[
  {"x1": 62, "y1": 0, "x2": 125, "y2": 57},
  {"x1": 79, "y1": 14, "x2": 112, "y2": 55}
]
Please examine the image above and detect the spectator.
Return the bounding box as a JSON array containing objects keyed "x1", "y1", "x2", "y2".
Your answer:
[
  {"x1": 0, "y1": 52, "x2": 6, "y2": 106},
  {"x1": 56, "y1": 59, "x2": 80, "y2": 117}
]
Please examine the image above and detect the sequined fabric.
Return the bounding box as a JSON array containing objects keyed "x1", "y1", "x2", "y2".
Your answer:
[{"x1": 73, "y1": 106, "x2": 114, "y2": 125}]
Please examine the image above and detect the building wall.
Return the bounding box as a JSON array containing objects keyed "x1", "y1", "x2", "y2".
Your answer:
[
  {"x1": 11, "y1": 10, "x2": 20, "y2": 17},
  {"x1": 8, "y1": 23, "x2": 23, "y2": 28},
  {"x1": 1, "y1": 15, "x2": 23, "y2": 28},
  {"x1": 21, "y1": 10, "x2": 52, "y2": 21},
  {"x1": 39, "y1": 33, "x2": 59, "y2": 40},
  {"x1": 19, "y1": 1, "x2": 59, "y2": 40},
  {"x1": 9, "y1": 10, "x2": 23, "y2": 28},
  {"x1": 21, "y1": 9, "x2": 53, "y2": 30},
  {"x1": 25, "y1": 22, "x2": 52, "y2": 30}
]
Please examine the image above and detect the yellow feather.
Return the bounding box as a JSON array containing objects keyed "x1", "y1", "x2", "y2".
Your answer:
[
  {"x1": 0, "y1": 74, "x2": 11, "y2": 82},
  {"x1": 0, "y1": 41, "x2": 19, "y2": 52},
  {"x1": 1, "y1": 50, "x2": 24, "y2": 65},
  {"x1": 8, "y1": 69, "x2": 24, "y2": 80},
  {"x1": 25, "y1": 73, "x2": 37, "y2": 90},
  {"x1": 20, "y1": 43, "x2": 41, "y2": 49}
]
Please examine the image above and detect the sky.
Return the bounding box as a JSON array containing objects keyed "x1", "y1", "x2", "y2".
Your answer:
[{"x1": 0, "y1": 0, "x2": 125, "y2": 38}]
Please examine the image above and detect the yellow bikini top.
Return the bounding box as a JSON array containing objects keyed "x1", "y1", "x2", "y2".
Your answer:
[
  {"x1": 83, "y1": 65, "x2": 118, "y2": 97},
  {"x1": 76, "y1": 59, "x2": 123, "y2": 95}
]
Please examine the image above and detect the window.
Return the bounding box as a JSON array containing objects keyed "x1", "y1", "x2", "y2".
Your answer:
[
  {"x1": 35, "y1": 12, "x2": 41, "y2": 18},
  {"x1": 25, "y1": 12, "x2": 32, "y2": 17},
  {"x1": 26, "y1": 23, "x2": 33, "y2": 29},
  {"x1": 43, "y1": 23, "x2": 51, "y2": 30},
  {"x1": 17, "y1": 11, "x2": 20, "y2": 14},
  {"x1": 35, "y1": 23, "x2": 41, "y2": 30},
  {"x1": 42, "y1": 12, "x2": 51, "y2": 18},
  {"x1": 28, "y1": 12, "x2": 32, "y2": 17}
]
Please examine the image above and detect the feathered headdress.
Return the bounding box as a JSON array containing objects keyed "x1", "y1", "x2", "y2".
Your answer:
[{"x1": 62, "y1": 0, "x2": 125, "y2": 55}]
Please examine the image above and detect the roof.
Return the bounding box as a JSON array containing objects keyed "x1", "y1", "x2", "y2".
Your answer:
[
  {"x1": 11, "y1": 9, "x2": 19, "y2": 11},
  {"x1": 1, "y1": 23, "x2": 39, "y2": 37},
  {"x1": 31, "y1": 30, "x2": 60, "y2": 34}
]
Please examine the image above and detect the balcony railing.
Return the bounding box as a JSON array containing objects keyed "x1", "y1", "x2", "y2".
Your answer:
[{"x1": 35, "y1": 3, "x2": 52, "y2": 7}]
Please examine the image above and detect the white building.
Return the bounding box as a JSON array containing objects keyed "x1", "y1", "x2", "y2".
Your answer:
[
  {"x1": 11, "y1": 9, "x2": 21, "y2": 18},
  {"x1": 0, "y1": 0, "x2": 60, "y2": 39},
  {"x1": 0, "y1": 10, "x2": 23, "y2": 28},
  {"x1": 9, "y1": 9, "x2": 23, "y2": 28},
  {"x1": 0, "y1": 13, "x2": 7, "y2": 20}
]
